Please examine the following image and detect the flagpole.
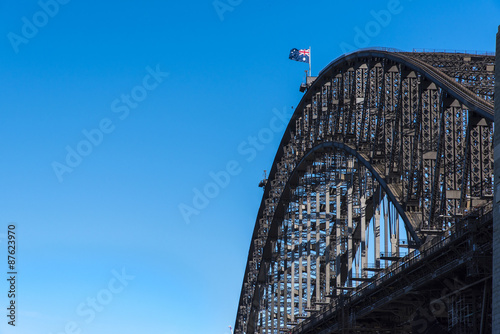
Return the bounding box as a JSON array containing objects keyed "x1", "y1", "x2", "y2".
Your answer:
[{"x1": 309, "y1": 46, "x2": 312, "y2": 77}]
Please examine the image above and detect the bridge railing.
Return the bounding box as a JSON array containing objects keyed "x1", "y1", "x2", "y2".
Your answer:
[
  {"x1": 410, "y1": 48, "x2": 495, "y2": 56},
  {"x1": 290, "y1": 205, "x2": 493, "y2": 333},
  {"x1": 318, "y1": 47, "x2": 404, "y2": 76},
  {"x1": 318, "y1": 47, "x2": 495, "y2": 78},
  {"x1": 352, "y1": 205, "x2": 492, "y2": 299}
]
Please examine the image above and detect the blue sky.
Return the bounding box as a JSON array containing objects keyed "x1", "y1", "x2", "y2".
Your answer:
[{"x1": 0, "y1": 1, "x2": 498, "y2": 333}]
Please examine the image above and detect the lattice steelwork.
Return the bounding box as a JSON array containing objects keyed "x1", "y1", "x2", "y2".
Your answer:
[
  {"x1": 234, "y1": 49, "x2": 494, "y2": 334},
  {"x1": 402, "y1": 51, "x2": 495, "y2": 102}
]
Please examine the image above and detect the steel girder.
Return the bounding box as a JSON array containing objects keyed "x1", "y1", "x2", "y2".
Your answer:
[
  {"x1": 400, "y1": 52, "x2": 495, "y2": 102},
  {"x1": 234, "y1": 49, "x2": 494, "y2": 334}
]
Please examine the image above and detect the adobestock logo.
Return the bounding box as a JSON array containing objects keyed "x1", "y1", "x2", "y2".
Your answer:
[
  {"x1": 48, "y1": 268, "x2": 134, "y2": 334},
  {"x1": 178, "y1": 107, "x2": 293, "y2": 224},
  {"x1": 411, "y1": 276, "x2": 466, "y2": 333},
  {"x1": 339, "y1": 0, "x2": 411, "y2": 54},
  {"x1": 51, "y1": 65, "x2": 168, "y2": 183},
  {"x1": 7, "y1": 0, "x2": 72, "y2": 54},
  {"x1": 213, "y1": 0, "x2": 242, "y2": 21}
]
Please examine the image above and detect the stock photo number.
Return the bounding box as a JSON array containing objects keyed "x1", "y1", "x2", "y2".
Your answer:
[{"x1": 6, "y1": 224, "x2": 16, "y2": 326}]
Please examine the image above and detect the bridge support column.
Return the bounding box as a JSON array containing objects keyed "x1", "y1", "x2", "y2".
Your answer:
[
  {"x1": 374, "y1": 207, "x2": 381, "y2": 268},
  {"x1": 271, "y1": 266, "x2": 275, "y2": 334},
  {"x1": 336, "y1": 181, "x2": 342, "y2": 294},
  {"x1": 391, "y1": 214, "x2": 399, "y2": 257},
  {"x1": 265, "y1": 285, "x2": 269, "y2": 333},
  {"x1": 384, "y1": 201, "x2": 389, "y2": 263},
  {"x1": 325, "y1": 184, "x2": 331, "y2": 303},
  {"x1": 315, "y1": 192, "x2": 321, "y2": 308},
  {"x1": 360, "y1": 195, "x2": 367, "y2": 277},
  {"x1": 290, "y1": 214, "x2": 296, "y2": 324},
  {"x1": 347, "y1": 180, "x2": 353, "y2": 287},
  {"x1": 298, "y1": 206, "x2": 304, "y2": 317},
  {"x1": 493, "y1": 24, "x2": 500, "y2": 334},
  {"x1": 306, "y1": 194, "x2": 311, "y2": 310}
]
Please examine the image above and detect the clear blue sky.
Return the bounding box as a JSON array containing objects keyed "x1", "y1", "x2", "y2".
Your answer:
[{"x1": 0, "y1": 1, "x2": 498, "y2": 333}]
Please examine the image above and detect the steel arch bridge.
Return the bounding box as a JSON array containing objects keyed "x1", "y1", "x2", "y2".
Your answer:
[{"x1": 234, "y1": 49, "x2": 495, "y2": 334}]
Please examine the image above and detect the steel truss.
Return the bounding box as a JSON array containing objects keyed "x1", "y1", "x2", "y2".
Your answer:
[{"x1": 234, "y1": 49, "x2": 495, "y2": 334}]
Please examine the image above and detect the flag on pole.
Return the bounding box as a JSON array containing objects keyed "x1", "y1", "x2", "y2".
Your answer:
[{"x1": 289, "y1": 48, "x2": 310, "y2": 63}]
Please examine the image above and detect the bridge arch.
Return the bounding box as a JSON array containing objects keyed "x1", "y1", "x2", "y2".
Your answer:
[{"x1": 235, "y1": 49, "x2": 494, "y2": 334}]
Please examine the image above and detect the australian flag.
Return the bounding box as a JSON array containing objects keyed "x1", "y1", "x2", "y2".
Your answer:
[{"x1": 289, "y1": 48, "x2": 310, "y2": 63}]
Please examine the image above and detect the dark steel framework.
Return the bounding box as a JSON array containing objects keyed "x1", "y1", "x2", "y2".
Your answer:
[{"x1": 234, "y1": 49, "x2": 495, "y2": 334}]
